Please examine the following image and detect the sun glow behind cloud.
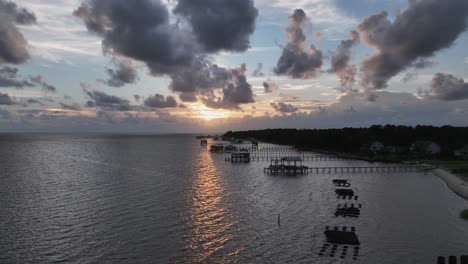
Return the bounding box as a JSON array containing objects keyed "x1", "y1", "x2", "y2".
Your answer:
[{"x1": 191, "y1": 105, "x2": 232, "y2": 120}]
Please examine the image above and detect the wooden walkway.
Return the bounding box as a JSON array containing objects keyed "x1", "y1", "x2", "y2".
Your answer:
[
  {"x1": 307, "y1": 166, "x2": 434, "y2": 174},
  {"x1": 226, "y1": 155, "x2": 346, "y2": 162}
]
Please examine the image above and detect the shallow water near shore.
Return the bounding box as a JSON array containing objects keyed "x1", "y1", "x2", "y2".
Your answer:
[{"x1": 0, "y1": 134, "x2": 467, "y2": 263}]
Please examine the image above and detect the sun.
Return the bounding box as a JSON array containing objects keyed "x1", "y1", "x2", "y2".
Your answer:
[{"x1": 192, "y1": 105, "x2": 231, "y2": 120}]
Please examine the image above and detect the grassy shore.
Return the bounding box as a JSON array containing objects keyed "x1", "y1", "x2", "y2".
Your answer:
[{"x1": 428, "y1": 160, "x2": 468, "y2": 180}]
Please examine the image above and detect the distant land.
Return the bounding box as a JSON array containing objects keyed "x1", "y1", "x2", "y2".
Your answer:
[{"x1": 224, "y1": 125, "x2": 468, "y2": 177}]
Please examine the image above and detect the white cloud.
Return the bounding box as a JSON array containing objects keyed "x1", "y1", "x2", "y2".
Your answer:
[
  {"x1": 16, "y1": 0, "x2": 102, "y2": 62},
  {"x1": 256, "y1": 0, "x2": 358, "y2": 37}
]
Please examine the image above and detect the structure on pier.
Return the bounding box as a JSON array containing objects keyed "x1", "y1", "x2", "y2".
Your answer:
[
  {"x1": 335, "y1": 204, "x2": 361, "y2": 218},
  {"x1": 200, "y1": 139, "x2": 208, "y2": 146},
  {"x1": 333, "y1": 179, "x2": 350, "y2": 187},
  {"x1": 210, "y1": 144, "x2": 224, "y2": 153},
  {"x1": 325, "y1": 226, "x2": 360, "y2": 245},
  {"x1": 224, "y1": 145, "x2": 238, "y2": 153},
  {"x1": 229, "y1": 152, "x2": 251, "y2": 163},
  {"x1": 437, "y1": 255, "x2": 468, "y2": 264},
  {"x1": 252, "y1": 140, "x2": 259, "y2": 148},
  {"x1": 264, "y1": 157, "x2": 309, "y2": 175}
]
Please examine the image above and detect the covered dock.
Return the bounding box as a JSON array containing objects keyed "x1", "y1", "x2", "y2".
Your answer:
[{"x1": 264, "y1": 157, "x2": 309, "y2": 175}]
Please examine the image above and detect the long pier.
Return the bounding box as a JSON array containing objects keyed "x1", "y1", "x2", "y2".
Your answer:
[
  {"x1": 306, "y1": 166, "x2": 434, "y2": 174},
  {"x1": 225, "y1": 154, "x2": 346, "y2": 162}
]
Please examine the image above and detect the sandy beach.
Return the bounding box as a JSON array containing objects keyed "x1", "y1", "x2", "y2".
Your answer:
[{"x1": 432, "y1": 169, "x2": 468, "y2": 201}]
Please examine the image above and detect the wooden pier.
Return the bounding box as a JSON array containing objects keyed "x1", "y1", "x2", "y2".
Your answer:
[
  {"x1": 307, "y1": 165, "x2": 433, "y2": 174},
  {"x1": 437, "y1": 256, "x2": 468, "y2": 264},
  {"x1": 264, "y1": 157, "x2": 309, "y2": 175},
  {"x1": 226, "y1": 154, "x2": 346, "y2": 162}
]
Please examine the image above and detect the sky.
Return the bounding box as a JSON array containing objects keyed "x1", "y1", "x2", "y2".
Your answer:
[{"x1": 0, "y1": 0, "x2": 468, "y2": 133}]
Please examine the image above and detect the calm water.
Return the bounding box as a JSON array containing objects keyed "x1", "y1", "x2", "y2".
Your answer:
[{"x1": 0, "y1": 134, "x2": 467, "y2": 264}]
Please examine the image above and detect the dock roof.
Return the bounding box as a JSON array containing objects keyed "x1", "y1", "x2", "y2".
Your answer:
[{"x1": 282, "y1": 156, "x2": 302, "y2": 162}]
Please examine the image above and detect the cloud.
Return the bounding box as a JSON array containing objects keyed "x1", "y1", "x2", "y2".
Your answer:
[
  {"x1": 274, "y1": 9, "x2": 324, "y2": 79},
  {"x1": 271, "y1": 102, "x2": 298, "y2": 113},
  {"x1": 0, "y1": 92, "x2": 15, "y2": 105},
  {"x1": 144, "y1": 94, "x2": 177, "y2": 108},
  {"x1": 329, "y1": 31, "x2": 360, "y2": 87},
  {"x1": 84, "y1": 89, "x2": 132, "y2": 111},
  {"x1": 0, "y1": 0, "x2": 36, "y2": 64},
  {"x1": 102, "y1": 57, "x2": 138, "y2": 87},
  {"x1": 421, "y1": 73, "x2": 468, "y2": 101},
  {"x1": 252, "y1": 63, "x2": 264, "y2": 77},
  {"x1": 263, "y1": 79, "x2": 279, "y2": 93},
  {"x1": 26, "y1": 98, "x2": 44, "y2": 105},
  {"x1": 200, "y1": 64, "x2": 255, "y2": 109},
  {"x1": 75, "y1": 0, "x2": 257, "y2": 109},
  {"x1": 0, "y1": 66, "x2": 34, "y2": 88},
  {"x1": 174, "y1": 0, "x2": 258, "y2": 53},
  {"x1": 30, "y1": 75, "x2": 57, "y2": 92},
  {"x1": 358, "y1": 0, "x2": 468, "y2": 89},
  {"x1": 60, "y1": 102, "x2": 82, "y2": 111}
]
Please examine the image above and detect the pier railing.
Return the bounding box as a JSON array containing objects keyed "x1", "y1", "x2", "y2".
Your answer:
[{"x1": 225, "y1": 154, "x2": 345, "y2": 162}]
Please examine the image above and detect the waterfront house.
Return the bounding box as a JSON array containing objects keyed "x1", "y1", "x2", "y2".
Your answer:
[
  {"x1": 454, "y1": 145, "x2": 468, "y2": 159},
  {"x1": 410, "y1": 141, "x2": 441, "y2": 155},
  {"x1": 369, "y1": 141, "x2": 384, "y2": 154}
]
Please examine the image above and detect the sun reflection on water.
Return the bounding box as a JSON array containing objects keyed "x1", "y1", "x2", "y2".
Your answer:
[{"x1": 186, "y1": 149, "x2": 243, "y2": 262}]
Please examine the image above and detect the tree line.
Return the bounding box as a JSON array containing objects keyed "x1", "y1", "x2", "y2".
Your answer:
[{"x1": 224, "y1": 125, "x2": 468, "y2": 159}]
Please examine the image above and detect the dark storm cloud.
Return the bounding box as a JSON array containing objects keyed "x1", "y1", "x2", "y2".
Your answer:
[
  {"x1": 74, "y1": 0, "x2": 197, "y2": 75},
  {"x1": 144, "y1": 94, "x2": 177, "y2": 108},
  {"x1": 329, "y1": 31, "x2": 360, "y2": 87},
  {"x1": 0, "y1": 0, "x2": 36, "y2": 64},
  {"x1": 252, "y1": 63, "x2": 264, "y2": 77},
  {"x1": 0, "y1": 92, "x2": 15, "y2": 105},
  {"x1": 274, "y1": 9, "x2": 324, "y2": 79},
  {"x1": 0, "y1": 66, "x2": 34, "y2": 88},
  {"x1": 75, "y1": 0, "x2": 257, "y2": 109},
  {"x1": 270, "y1": 102, "x2": 298, "y2": 113},
  {"x1": 102, "y1": 57, "x2": 138, "y2": 87},
  {"x1": 30, "y1": 75, "x2": 57, "y2": 92},
  {"x1": 169, "y1": 60, "x2": 255, "y2": 109},
  {"x1": 358, "y1": 0, "x2": 468, "y2": 89},
  {"x1": 263, "y1": 79, "x2": 279, "y2": 93},
  {"x1": 422, "y1": 73, "x2": 468, "y2": 101},
  {"x1": 200, "y1": 64, "x2": 255, "y2": 109},
  {"x1": 0, "y1": 0, "x2": 36, "y2": 25},
  {"x1": 84, "y1": 89, "x2": 132, "y2": 111},
  {"x1": 174, "y1": 0, "x2": 258, "y2": 53}
]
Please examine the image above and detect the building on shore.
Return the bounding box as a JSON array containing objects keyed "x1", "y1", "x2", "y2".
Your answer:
[{"x1": 454, "y1": 145, "x2": 468, "y2": 159}]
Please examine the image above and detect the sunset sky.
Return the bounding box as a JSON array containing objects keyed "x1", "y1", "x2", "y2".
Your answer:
[{"x1": 1, "y1": 0, "x2": 468, "y2": 133}]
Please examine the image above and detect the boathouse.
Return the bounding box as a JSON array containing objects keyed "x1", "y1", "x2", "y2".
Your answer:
[
  {"x1": 264, "y1": 156, "x2": 309, "y2": 175},
  {"x1": 210, "y1": 144, "x2": 224, "y2": 153},
  {"x1": 224, "y1": 145, "x2": 238, "y2": 153},
  {"x1": 252, "y1": 140, "x2": 259, "y2": 148},
  {"x1": 230, "y1": 152, "x2": 251, "y2": 163}
]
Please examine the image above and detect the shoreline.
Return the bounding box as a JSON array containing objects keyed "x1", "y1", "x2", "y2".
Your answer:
[
  {"x1": 244, "y1": 138, "x2": 468, "y2": 201},
  {"x1": 431, "y1": 169, "x2": 468, "y2": 201}
]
